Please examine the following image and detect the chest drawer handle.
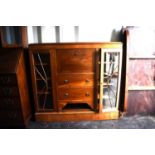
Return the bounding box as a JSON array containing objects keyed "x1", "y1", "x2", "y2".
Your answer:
[
  {"x1": 64, "y1": 80, "x2": 69, "y2": 83},
  {"x1": 64, "y1": 93, "x2": 69, "y2": 97},
  {"x1": 85, "y1": 92, "x2": 90, "y2": 97},
  {"x1": 74, "y1": 50, "x2": 80, "y2": 56}
]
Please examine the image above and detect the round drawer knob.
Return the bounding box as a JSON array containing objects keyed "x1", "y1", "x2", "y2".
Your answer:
[
  {"x1": 74, "y1": 50, "x2": 80, "y2": 56},
  {"x1": 64, "y1": 79, "x2": 69, "y2": 83},
  {"x1": 85, "y1": 92, "x2": 90, "y2": 97},
  {"x1": 85, "y1": 79, "x2": 90, "y2": 83},
  {"x1": 64, "y1": 93, "x2": 69, "y2": 97}
]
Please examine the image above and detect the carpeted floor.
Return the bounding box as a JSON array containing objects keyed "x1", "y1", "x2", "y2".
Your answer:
[{"x1": 27, "y1": 115, "x2": 155, "y2": 129}]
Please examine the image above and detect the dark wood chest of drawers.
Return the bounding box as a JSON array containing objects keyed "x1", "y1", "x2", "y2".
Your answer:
[
  {"x1": 0, "y1": 48, "x2": 31, "y2": 128},
  {"x1": 29, "y1": 43, "x2": 122, "y2": 122}
]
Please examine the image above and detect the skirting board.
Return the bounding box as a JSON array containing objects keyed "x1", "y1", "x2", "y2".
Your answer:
[{"x1": 35, "y1": 111, "x2": 119, "y2": 122}]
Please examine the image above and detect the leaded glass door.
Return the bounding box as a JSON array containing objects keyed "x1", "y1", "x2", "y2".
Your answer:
[
  {"x1": 99, "y1": 48, "x2": 122, "y2": 112},
  {"x1": 32, "y1": 50, "x2": 55, "y2": 112}
]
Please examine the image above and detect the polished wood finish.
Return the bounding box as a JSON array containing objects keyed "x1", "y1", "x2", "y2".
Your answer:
[
  {"x1": 0, "y1": 26, "x2": 28, "y2": 48},
  {"x1": 56, "y1": 49, "x2": 95, "y2": 73},
  {"x1": 0, "y1": 48, "x2": 31, "y2": 128},
  {"x1": 55, "y1": 48, "x2": 96, "y2": 111},
  {"x1": 57, "y1": 73, "x2": 94, "y2": 87},
  {"x1": 58, "y1": 87, "x2": 94, "y2": 101},
  {"x1": 29, "y1": 42, "x2": 122, "y2": 48},
  {"x1": 29, "y1": 42, "x2": 122, "y2": 121},
  {"x1": 35, "y1": 111, "x2": 119, "y2": 122},
  {"x1": 58, "y1": 87, "x2": 94, "y2": 111}
]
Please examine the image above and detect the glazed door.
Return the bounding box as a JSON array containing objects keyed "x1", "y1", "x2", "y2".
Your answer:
[
  {"x1": 30, "y1": 49, "x2": 56, "y2": 112},
  {"x1": 98, "y1": 48, "x2": 122, "y2": 113}
]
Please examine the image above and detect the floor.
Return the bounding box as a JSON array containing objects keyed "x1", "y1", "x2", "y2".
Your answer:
[{"x1": 27, "y1": 115, "x2": 155, "y2": 129}]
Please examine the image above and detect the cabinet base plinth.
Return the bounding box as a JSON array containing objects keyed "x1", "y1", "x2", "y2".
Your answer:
[{"x1": 35, "y1": 111, "x2": 119, "y2": 122}]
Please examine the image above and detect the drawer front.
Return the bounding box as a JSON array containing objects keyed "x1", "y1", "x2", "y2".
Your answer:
[
  {"x1": 0, "y1": 75, "x2": 17, "y2": 86},
  {"x1": 58, "y1": 87, "x2": 94, "y2": 101},
  {"x1": 0, "y1": 98, "x2": 21, "y2": 109},
  {"x1": 57, "y1": 74, "x2": 94, "y2": 87},
  {"x1": 0, "y1": 87, "x2": 19, "y2": 97},
  {"x1": 56, "y1": 49, "x2": 96, "y2": 73},
  {"x1": 0, "y1": 111, "x2": 23, "y2": 123}
]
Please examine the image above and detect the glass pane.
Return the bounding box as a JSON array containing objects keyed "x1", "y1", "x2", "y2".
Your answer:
[
  {"x1": 102, "y1": 51, "x2": 121, "y2": 110},
  {"x1": 37, "y1": 94, "x2": 53, "y2": 110}
]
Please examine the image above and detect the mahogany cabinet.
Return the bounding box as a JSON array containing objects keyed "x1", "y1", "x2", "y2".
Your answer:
[
  {"x1": 122, "y1": 27, "x2": 155, "y2": 115},
  {"x1": 0, "y1": 26, "x2": 28, "y2": 48},
  {"x1": 29, "y1": 43, "x2": 122, "y2": 122},
  {"x1": 0, "y1": 48, "x2": 31, "y2": 128}
]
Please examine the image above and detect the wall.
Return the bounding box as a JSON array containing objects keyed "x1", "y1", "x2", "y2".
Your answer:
[{"x1": 27, "y1": 26, "x2": 122, "y2": 43}]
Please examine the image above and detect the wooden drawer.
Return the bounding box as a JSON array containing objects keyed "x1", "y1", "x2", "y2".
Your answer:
[
  {"x1": 58, "y1": 87, "x2": 94, "y2": 101},
  {"x1": 0, "y1": 87, "x2": 19, "y2": 97},
  {"x1": 0, "y1": 98, "x2": 21, "y2": 109},
  {"x1": 0, "y1": 75, "x2": 17, "y2": 86},
  {"x1": 57, "y1": 73, "x2": 94, "y2": 87},
  {"x1": 56, "y1": 49, "x2": 96, "y2": 73}
]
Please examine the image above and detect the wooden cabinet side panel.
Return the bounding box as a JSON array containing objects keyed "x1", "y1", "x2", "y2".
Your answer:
[
  {"x1": 29, "y1": 49, "x2": 39, "y2": 112},
  {"x1": 17, "y1": 51, "x2": 31, "y2": 124}
]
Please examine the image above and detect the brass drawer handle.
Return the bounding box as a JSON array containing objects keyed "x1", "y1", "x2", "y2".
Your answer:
[
  {"x1": 85, "y1": 92, "x2": 90, "y2": 97},
  {"x1": 64, "y1": 93, "x2": 69, "y2": 97},
  {"x1": 64, "y1": 79, "x2": 69, "y2": 83}
]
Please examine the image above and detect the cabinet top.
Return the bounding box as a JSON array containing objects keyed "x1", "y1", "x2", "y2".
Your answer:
[
  {"x1": 29, "y1": 42, "x2": 122, "y2": 49},
  {"x1": 0, "y1": 48, "x2": 22, "y2": 74}
]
